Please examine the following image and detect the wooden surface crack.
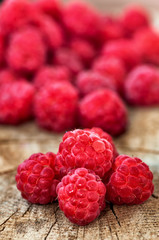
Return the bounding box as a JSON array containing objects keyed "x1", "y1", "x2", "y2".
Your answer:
[
  {"x1": 21, "y1": 204, "x2": 32, "y2": 217},
  {"x1": 152, "y1": 194, "x2": 159, "y2": 199},
  {"x1": 110, "y1": 204, "x2": 121, "y2": 227},
  {"x1": 0, "y1": 209, "x2": 18, "y2": 227}
]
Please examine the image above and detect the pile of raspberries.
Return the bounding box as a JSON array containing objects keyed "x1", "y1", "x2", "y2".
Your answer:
[
  {"x1": 16, "y1": 128, "x2": 154, "y2": 226},
  {"x1": 0, "y1": 0, "x2": 159, "y2": 135}
]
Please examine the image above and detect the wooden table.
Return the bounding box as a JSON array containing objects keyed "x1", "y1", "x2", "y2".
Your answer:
[{"x1": 1, "y1": 1, "x2": 159, "y2": 239}]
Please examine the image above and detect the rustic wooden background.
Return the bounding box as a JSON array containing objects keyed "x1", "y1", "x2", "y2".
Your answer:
[{"x1": 1, "y1": 1, "x2": 159, "y2": 240}]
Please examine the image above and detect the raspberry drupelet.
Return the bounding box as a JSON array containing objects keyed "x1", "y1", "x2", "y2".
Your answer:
[
  {"x1": 106, "y1": 155, "x2": 154, "y2": 205},
  {"x1": 79, "y1": 89, "x2": 128, "y2": 136},
  {"x1": 16, "y1": 152, "x2": 59, "y2": 204},
  {"x1": 0, "y1": 69, "x2": 16, "y2": 87},
  {"x1": 55, "y1": 129, "x2": 114, "y2": 180},
  {"x1": 57, "y1": 168, "x2": 106, "y2": 226},
  {"x1": 0, "y1": 81, "x2": 34, "y2": 125},
  {"x1": 34, "y1": 82, "x2": 78, "y2": 132},
  {"x1": 7, "y1": 26, "x2": 46, "y2": 74},
  {"x1": 124, "y1": 65, "x2": 159, "y2": 106}
]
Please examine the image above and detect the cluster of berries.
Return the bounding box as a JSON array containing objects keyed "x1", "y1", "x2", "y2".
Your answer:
[
  {"x1": 16, "y1": 128, "x2": 154, "y2": 226},
  {"x1": 0, "y1": 0, "x2": 159, "y2": 135}
]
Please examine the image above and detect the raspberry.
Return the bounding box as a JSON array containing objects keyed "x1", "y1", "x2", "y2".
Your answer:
[
  {"x1": 76, "y1": 70, "x2": 116, "y2": 97},
  {"x1": 0, "y1": 69, "x2": 16, "y2": 87},
  {"x1": 79, "y1": 89, "x2": 128, "y2": 136},
  {"x1": 55, "y1": 129, "x2": 113, "y2": 179},
  {"x1": 35, "y1": 14, "x2": 64, "y2": 50},
  {"x1": 93, "y1": 56, "x2": 126, "y2": 94},
  {"x1": 134, "y1": 28, "x2": 159, "y2": 65},
  {"x1": 85, "y1": 127, "x2": 119, "y2": 160},
  {"x1": 102, "y1": 39, "x2": 141, "y2": 70},
  {"x1": 7, "y1": 26, "x2": 46, "y2": 74},
  {"x1": 34, "y1": 65, "x2": 70, "y2": 89},
  {"x1": 62, "y1": 1, "x2": 100, "y2": 39},
  {"x1": 0, "y1": 0, "x2": 34, "y2": 35},
  {"x1": 0, "y1": 81, "x2": 34, "y2": 125},
  {"x1": 0, "y1": 34, "x2": 4, "y2": 66},
  {"x1": 121, "y1": 6, "x2": 149, "y2": 36},
  {"x1": 34, "y1": 82, "x2": 78, "y2": 132},
  {"x1": 53, "y1": 47, "x2": 83, "y2": 76},
  {"x1": 15, "y1": 152, "x2": 59, "y2": 204},
  {"x1": 106, "y1": 155, "x2": 154, "y2": 205},
  {"x1": 57, "y1": 168, "x2": 106, "y2": 225},
  {"x1": 70, "y1": 38, "x2": 96, "y2": 67},
  {"x1": 34, "y1": 0, "x2": 61, "y2": 19},
  {"x1": 124, "y1": 65, "x2": 159, "y2": 106}
]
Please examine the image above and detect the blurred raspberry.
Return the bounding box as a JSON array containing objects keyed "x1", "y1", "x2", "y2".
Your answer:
[
  {"x1": 56, "y1": 129, "x2": 113, "y2": 179},
  {"x1": 34, "y1": 82, "x2": 78, "y2": 132},
  {"x1": 16, "y1": 152, "x2": 59, "y2": 204},
  {"x1": 0, "y1": 81, "x2": 34, "y2": 125},
  {"x1": 121, "y1": 6, "x2": 149, "y2": 36},
  {"x1": 106, "y1": 155, "x2": 154, "y2": 205},
  {"x1": 57, "y1": 168, "x2": 106, "y2": 226},
  {"x1": 124, "y1": 65, "x2": 159, "y2": 106},
  {"x1": 34, "y1": 0, "x2": 61, "y2": 19},
  {"x1": 134, "y1": 28, "x2": 159, "y2": 65},
  {"x1": 62, "y1": 1, "x2": 100, "y2": 39},
  {"x1": 93, "y1": 56, "x2": 126, "y2": 94},
  {"x1": 34, "y1": 65, "x2": 71, "y2": 89},
  {"x1": 76, "y1": 70, "x2": 116, "y2": 96},
  {"x1": 0, "y1": 0, "x2": 35, "y2": 35},
  {"x1": 103, "y1": 39, "x2": 141, "y2": 70},
  {"x1": 0, "y1": 69, "x2": 16, "y2": 87},
  {"x1": 7, "y1": 26, "x2": 46, "y2": 74},
  {"x1": 53, "y1": 47, "x2": 83, "y2": 76},
  {"x1": 79, "y1": 89, "x2": 128, "y2": 136},
  {"x1": 70, "y1": 38, "x2": 96, "y2": 67}
]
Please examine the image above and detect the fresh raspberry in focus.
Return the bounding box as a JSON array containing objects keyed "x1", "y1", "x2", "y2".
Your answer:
[
  {"x1": 124, "y1": 65, "x2": 159, "y2": 106},
  {"x1": 62, "y1": 1, "x2": 100, "y2": 39},
  {"x1": 76, "y1": 70, "x2": 116, "y2": 97},
  {"x1": 121, "y1": 6, "x2": 149, "y2": 36},
  {"x1": 15, "y1": 152, "x2": 59, "y2": 204},
  {"x1": 34, "y1": 65, "x2": 71, "y2": 89},
  {"x1": 134, "y1": 28, "x2": 159, "y2": 65},
  {"x1": 55, "y1": 129, "x2": 113, "y2": 179},
  {"x1": 106, "y1": 155, "x2": 154, "y2": 205},
  {"x1": 34, "y1": 82, "x2": 78, "y2": 132},
  {"x1": 53, "y1": 47, "x2": 83, "y2": 76},
  {"x1": 0, "y1": 69, "x2": 16, "y2": 87},
  {"x1": 102, "y1": 39, "x2": 141, "y2": 70},
  {"x1": 79, "y1": 89, "x2": 128, "y2": 136},
  {"x1": 0, "y1": 81, "x2": 34, "y2": 125},
  {"x1": 7, "y1": 26, "x2": 46, "y2": 74},
  {"x1": 70, "y1": 38, "x2": 96, "y2": 67},
  {"x1": 57, "y1": 168, "x2": 106, "y2": 226},
  {"x1": 93, "y1": 56, "x2": 126, "y2": 94}
]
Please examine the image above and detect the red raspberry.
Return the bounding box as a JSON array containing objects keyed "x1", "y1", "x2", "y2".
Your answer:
[
  {"x1": 34, "y1": 65, "x2": 70, "y2": 89},
  {"x1": 76, "y1": 70, "x2": 116, "y2": 97},
  {"x1": 35, "y1": 14, "x2": 64, "y2": 50},
  {"x1": 55, "y1": 129, "x2": 113, "y2": 179},
  {"x1": 57, "y1": 168, "x2": 106, "y2": 225},
  {"x1": 0, "y1": 81, "x2": 34, "y2": 125},
  {"x1": 106, "y1": 155, "x2": 154, "y2": 205},
  {"x1": 93, "y1": 56, "x2": 126, "y2": 94},
  {"x1": 0, "y1": 69, "x2": 16, "y2": 87},
  {"x1": 70, "y1": 38, "x2": 96, "y2": 67},
  {"x1": 85, "y1": 127, "x2": 119, "y2": 160},
  {"x1": 0, "y1": 0, "x2": 34, "y2": 35},
  {"x1": 62, "y1": 1, "x2": 100, "y2": 39},
  {"x1": 103, "y1": 39, "x2": 141, "y2": 70},
  {"x1": 134, "y1": 28, "x2": 159, "y2": 65},
  {"x1": 34, "y1": 0, "x2": 61, "y2": 19},
  {"x1": 53, "y1": 47, "x2": 83, "y2": 76},
  {"x1": 124, "y1": 65, "x2": 159, "y2": 106},
  {"x1": 15, "y1": 152, "x2": 59, "y2": 204},
  {"x1": 7, "y1": 26, "x2": 46, "y2": 74},
  {"x1": 98, "y1": 16, "x2": 124, "y2": 42},
  {"x1": 121, "y1": 6, "x2": 149, "y2": 36},
  {"x1": 79, "y1": 89, "x2": 128, "y2": 136},
  {"x1": 34, "y1": 82, "x2": 78, "y2": 132}
]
